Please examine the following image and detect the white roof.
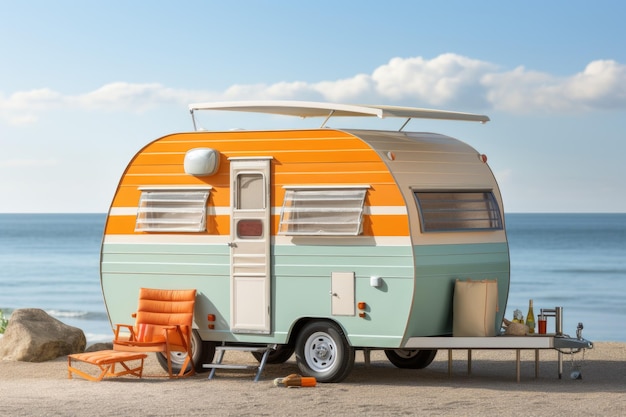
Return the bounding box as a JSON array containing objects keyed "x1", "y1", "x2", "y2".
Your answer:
[{"x1": 188, "y1": 100, "x2": 490, "y2": 127}]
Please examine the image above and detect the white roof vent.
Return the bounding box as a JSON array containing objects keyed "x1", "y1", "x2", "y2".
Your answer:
[{"x1": 184, "y1": 148, "x2": 220, "y2": 176}]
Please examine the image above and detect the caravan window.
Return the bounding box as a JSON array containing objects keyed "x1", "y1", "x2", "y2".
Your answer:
[
  {"x1": 278, "y1": 187, "x2": 368, "y2": 236},
  {"x1": 135, "y1": 189, "x2": 210, "y2": 232},
  {"x1": 414, "y1": 191, "x2": 503, "y2": 232}
]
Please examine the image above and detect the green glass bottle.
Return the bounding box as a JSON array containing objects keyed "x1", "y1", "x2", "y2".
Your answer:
[{"x1": 526, "y1": 299, "x2": 535, "y2": 334}]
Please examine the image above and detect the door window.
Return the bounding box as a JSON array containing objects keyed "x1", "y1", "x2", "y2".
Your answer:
[{"x1": 236, "y1": 173, "x2": 264, "y2": 210}]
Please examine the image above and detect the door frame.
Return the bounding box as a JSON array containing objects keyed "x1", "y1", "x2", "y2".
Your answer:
[{"x1": 229, "y1": 157, "x2": 272, "y2": 334}]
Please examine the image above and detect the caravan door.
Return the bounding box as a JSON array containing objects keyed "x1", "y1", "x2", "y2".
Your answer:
[{"x1": 229, "y1": 157, "x2": 272, "y2": 334}]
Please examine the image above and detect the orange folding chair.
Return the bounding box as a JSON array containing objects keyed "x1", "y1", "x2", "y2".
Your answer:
[{"x1": 113, "y1": 288, "x2": 197, "y2": 378}]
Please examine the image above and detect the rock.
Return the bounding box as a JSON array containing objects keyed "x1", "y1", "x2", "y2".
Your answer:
[
  {"x1": 85, "y1": 342, "x2": 113, "y2": 352},
  {"x1": 0, "y1": 308, "x2": 86, "y2": 362}
]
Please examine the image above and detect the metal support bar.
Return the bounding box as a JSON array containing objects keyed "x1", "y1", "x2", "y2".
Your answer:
[
  {"x1": 535, "y1": 349, "x2": 539, "y2": 378},
  {"x1": 363, "y1": 348, "x2": 371, "y2": 367},
  {"x1": 447, "y1": 347, "x2": 542, "y2": 383},
  {"x1": 320, "y1": 110, "x2": 335, "y2": 128},
  {"x1": 398, "y1": 117, "x2": 412, "y2": 131}
]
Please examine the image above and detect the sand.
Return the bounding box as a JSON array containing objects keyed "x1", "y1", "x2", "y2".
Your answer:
[{"x1": 1, "y1": 342, "x2": 624, "y2": 417}]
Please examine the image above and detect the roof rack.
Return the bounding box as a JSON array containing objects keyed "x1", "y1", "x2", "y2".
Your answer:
[{"x1": 188, "y1": 100, "x2": 490, "y2": 132}]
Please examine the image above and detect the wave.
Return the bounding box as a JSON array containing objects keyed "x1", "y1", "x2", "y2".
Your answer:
[
  {"x1": 84, "y1": 332, "x2": 114, "y2": 344},
  {"x1": 0, "y1": 308, "x2": 108, "y2": 320},
  {"x1": 45, "y1": 309, "x2": 109, "y2": 321},
  {"x1": 549, "y1": 267, "x2": 626, "y2": 274}
]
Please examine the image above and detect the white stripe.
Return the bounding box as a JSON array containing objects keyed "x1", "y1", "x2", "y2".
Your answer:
[
  {"x1": 273, "y1": 235, "x2": 411, "y2": 246},
  {"x1": 270, "y1": 206, "x2": 406, "y2": 216},
  {"x1": 110, "y1": 206, "x2": 407, "y2": 216},
  {"x1": 210, "y1": 207, "x2": 231, "y2": 215},
  {"x1": 364, "y1": 206, "x2": 407, "y2": 215},
  {"x1": 103, "y1": 234, "x2": 411, "y2": 246},
  {"x1": 104, "y1": 234, "x2": 231, "y2": 244},
  {"x1": 282, "y1": 184, "x2": 371, "y2": 190},
  {"x1": 109, "y1": 207, "x2": 137, "y2": 216}
]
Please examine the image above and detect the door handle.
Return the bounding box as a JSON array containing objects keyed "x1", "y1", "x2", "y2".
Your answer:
[{"x1": 228, "y1": 242, "x2": 237, "y2": 248}]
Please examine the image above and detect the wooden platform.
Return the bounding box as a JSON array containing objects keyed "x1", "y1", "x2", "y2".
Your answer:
[{"x1": 402, "y1": 335, "x2": 593, "y2": 382}]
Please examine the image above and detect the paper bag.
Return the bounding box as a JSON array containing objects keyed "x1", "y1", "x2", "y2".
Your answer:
[{"x1": 453, "y1": 279, "x2": 498, "y2": 337}]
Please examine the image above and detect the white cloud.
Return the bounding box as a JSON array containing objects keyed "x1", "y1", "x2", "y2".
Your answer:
[
  {"x1": 483, "y1": 59, "x2": 626, "y2": 112},
  {"x1": 563, "y1": 60, "x2": 626, "y2": 109},
  {"x1": 2, "y1": 54, "x2": 626, "y2": 126},
  {"x1": 314, "y1": 74, "x2": 373, "y2": 102},
  {"x1": 1, "y1": 88, "x2": 64, "y2": 110},
  {"x1": 0, "y1": 88, "x2": 65, "y2": 124},
  {"x1": 371, "y1": 54, "x2": 496, "y2": 108},
  {"x1": 73, "y1": 82, "x2": 210, "y2": 111}
]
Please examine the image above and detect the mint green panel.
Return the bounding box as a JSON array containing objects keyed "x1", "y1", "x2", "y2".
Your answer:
[
  {"x1": 101, "y1": 260, "x2": 229, "y2": 276},
  {"x1": 271, "y1": 244, "x2": 415, "y2": 347},
  {"x1": 102, "y1": 240, "x2": 509, "y2": 347},
  {"x1": 101, "y1": 272, "x2": 231, "y2": 335},
  {"x1": 103, "y1": 252, "x2": 227, "y2": 266},
  {"x1": 101, "y1": 241, "x2": 417, "y2": 346},
  {"x1": 404, "y1": 242, "x2": 510, "y2": 339},
  {"x1": 101, "y1": 242, "x2": 231, "y2": 332}
]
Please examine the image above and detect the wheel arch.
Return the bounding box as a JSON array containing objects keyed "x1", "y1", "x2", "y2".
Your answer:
[{"x1": 287, "y1": 317, "x2": 351, "y2": 347}]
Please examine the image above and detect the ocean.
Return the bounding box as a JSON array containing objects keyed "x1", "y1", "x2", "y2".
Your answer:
[{"x1": 0, "y1": 213, "x2": 624, "y2": 344}]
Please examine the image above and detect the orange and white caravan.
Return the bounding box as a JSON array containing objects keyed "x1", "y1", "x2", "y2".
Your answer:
[{"x1": 101, "y1": 101, "x2": 511, "y2": 382}]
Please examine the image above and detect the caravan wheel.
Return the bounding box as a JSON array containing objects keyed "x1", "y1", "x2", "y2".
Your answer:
[
  {"x1": 384, "y1": 348, "x2": 438, "y2": 369},
  {"x1": 295, "y1": 321, "x2": 355, "y2": 383},
  {"x1": 156, "y1": 330, "x2": 216, "y2": 374}
]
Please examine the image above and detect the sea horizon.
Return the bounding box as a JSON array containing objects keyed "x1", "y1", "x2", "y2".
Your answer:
[{"x1": 1, "y1": 212, "x2": 624, "y2": 344}]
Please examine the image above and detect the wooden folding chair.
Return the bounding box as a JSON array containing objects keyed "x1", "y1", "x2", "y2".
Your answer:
[{"x1": 113, "y1": 288, "x2": 197, "y2": 378}]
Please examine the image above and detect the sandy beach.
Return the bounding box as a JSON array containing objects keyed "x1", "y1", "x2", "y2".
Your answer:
[{"x1": 1, "y1": 342, "x2": 624, "y2": 416}]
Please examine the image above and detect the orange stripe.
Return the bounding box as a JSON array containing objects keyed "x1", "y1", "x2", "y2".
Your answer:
[
  {"x1": 125, "y1": 164, "x2": 187, "y2": 174},
  {"x1": 107, "y1": 129, "x2": 409, "y2": 237},
  {"x1": 105, "y1": 215, "x2": 137, "y2": 235},
  {"x1": 146, "y1": 135, "x2": 366, "y2": 153},
  {"x1": 105, "y1": 215, "x2": 232, "y2": 235},
  {"x1": 130, "y1": 148, "x2": 380, "y2": 167},
  {"x1": 363, "y1": 215, "x2": 410, "y2": 236},
  {"x1": 273, "y1": 161, "x2": 388, "y2": 173},
  {"x1": 274, "y1": 172, "x2": 395, "y2": 186},
  {"x1": 142, "y1": 130, "x2": 361, "y2": 150}
]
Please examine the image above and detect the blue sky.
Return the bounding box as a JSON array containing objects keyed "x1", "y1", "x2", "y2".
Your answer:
[{"x1": 1, "y1": 1, "x2": 625, "y2": 213}]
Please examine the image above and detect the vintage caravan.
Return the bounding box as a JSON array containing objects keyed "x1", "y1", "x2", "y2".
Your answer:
[{"x1": 101, "y1": 101, "x2": 511, "y2": 382}]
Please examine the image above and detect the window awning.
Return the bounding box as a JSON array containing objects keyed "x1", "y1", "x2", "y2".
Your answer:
[{"x1": 188, "y1": 100, "x2": 490, "y2": 130}]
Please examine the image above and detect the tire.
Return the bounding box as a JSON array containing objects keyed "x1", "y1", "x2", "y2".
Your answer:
[
  {"x1": 251, "y1": 344, "x2": 295, "y2": 364},
  {"x1": 156, "y1": 330, "x2": 216, "y2": 374},
  {"x1": 295, "y1": 321, "x2": 355, "y2": 383},
  {"x1": 384, "y1": 348, "x2": 438, "y2": 369}
]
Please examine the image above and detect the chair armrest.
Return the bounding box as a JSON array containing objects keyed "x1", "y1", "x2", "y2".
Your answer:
[
  {"x1": 114, "y1": 324, "x2": 136, "y2": 341},
  {"x1": 162, "y1": 325, "x2": 191, "y2": 348}
]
